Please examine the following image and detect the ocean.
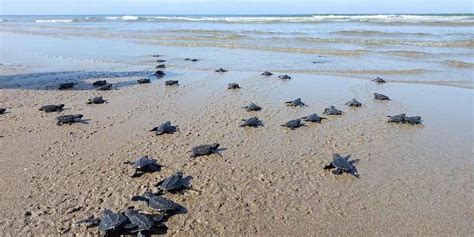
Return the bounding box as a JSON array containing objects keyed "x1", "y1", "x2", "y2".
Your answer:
[{"x1": 0, "y1": 14, "x2": 473, "y2": 88}]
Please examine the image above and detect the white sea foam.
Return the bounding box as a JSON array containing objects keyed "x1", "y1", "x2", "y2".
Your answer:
[
  {"x1": 121, "y1": 15, "x2": 140, "y2": 21},
  {"x1": 35, "y1": 19, "x2": 75, "y2": 23}
]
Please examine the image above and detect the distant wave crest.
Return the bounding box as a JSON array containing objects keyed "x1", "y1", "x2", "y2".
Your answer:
[{"x1": 35, "y1": 19, "x2": 75, "y2": 23}]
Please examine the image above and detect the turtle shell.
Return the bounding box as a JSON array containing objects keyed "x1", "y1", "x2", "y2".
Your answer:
[
  {"x1": 331, "y1": 154, "x2": 353, "y2": 171},
  {"x1": 98, "y1": 209, "x2": 127, "y2": 232},
  {"x1": 157, "y1": 172, "x2": 185, "y2": 191}
]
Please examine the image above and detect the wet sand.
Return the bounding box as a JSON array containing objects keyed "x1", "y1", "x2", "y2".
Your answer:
[{"x1": 0, "y1": 56, "x2": 473, "y2": 235}]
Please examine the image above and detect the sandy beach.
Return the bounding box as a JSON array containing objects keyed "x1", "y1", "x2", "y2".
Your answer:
[{"x1": 0, "y1": 15, "x2": 473, "y2": 236}]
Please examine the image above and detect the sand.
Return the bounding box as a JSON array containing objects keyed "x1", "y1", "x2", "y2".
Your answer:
[{"x1": 0, "y1": 55, "x2": 473, "y2": 236}]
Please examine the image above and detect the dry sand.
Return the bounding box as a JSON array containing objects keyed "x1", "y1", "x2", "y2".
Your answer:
[{"x1": 0, "y1": 61, "x2": 473, "y2": 236}]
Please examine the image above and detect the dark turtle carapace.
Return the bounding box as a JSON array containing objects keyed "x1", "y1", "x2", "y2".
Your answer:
[
  {"x1": 345, "y1": 98, "x2": 362, "y2": 107},
  {"x1": 185, "y1": 58, "x2": 199, "y2": 62},
  {"x1": 56, "y1": 114, "x2": 83, "y2": 126},
  {"x1": 281, "y1": 119, "x2": 306, "y2": 129},
  {"x1": 98, "y1": 209, "x2": 128, "y2": 233},
  {"x1": 240, "y1": 117, "x2": 263, "y2": 127},
  {"x1": 87, "y1": 96, "x2": 106, "y2": 104},
  {"x1": 190, "y1": 143, "x2": 221, "y2": 158},
  {"x1": 137, "y1": 78, "x2": 151, "y2": 84},
  {"x1": 155, "y1": 71, "x2": 166, "y2": 77},
  {"x1": 123, "y1": 209, "x2": 164, "y2": 236},
  {"x1": 323, "y1": 106, "x2": 343, "y2": 115},
  {"x1": 132, "y1": 192, "x2": 181, "y2": 213},
  {"x1": 301, "y1": 113, "x2": 326, "y2": 123},
  {"x1": 39, "y1": 104, "x2": 64, "y2": 113},
  {"x1": 387, "y1": 113, "x2": 422, "y2": 125},
  {"x1": 243, "y1": 103, "x2": 262, "y2": 111},
  {"x1": 150, "y1": 121, "x2": 178, "y2": 135},
  {"x1": 261, "y1": 71, "x2": 273, "y2": 76},
  {"x1": 156, "y1": 64, "x2": 166, "y2": 69},
  {"x1": 215, "y1": 68, "x2": 227, "y2": 73},
  {"x1": 372, "y1": 77, "x2": 386, "y2": 83},
  {"x1": 92, "y1": 80, "x2": 107, "y2": 86},
  {"x1": 228, "y1": 83, "x2": 240, "y2": 89},
  {"x1": 156, "y1": 171, "x2": 192, "y2": 192},
  {"x1": 374, "y1": 93, "x2": 390, "y2": 100},
  {"x1": 165, "y1": 80, "x2": 179, "y2": 86},
  {"x1": 278, "y1": 74, "x2": 291, "y2": 80},
  {"x1": 285, "y1": 98, "x2": 306, "y2": 107},
  {"x1": 324, "y1": 154, "x2": 359, "y2": 177},
  {"x1": 58, "y1": 82, "x2": 76, "y2": 90},
  {"x1": 125, "y1": 155, "x2": 161, "y2": 177},
  {"x1": 156, "y1": 59, "x2": 166, "y2": 63}
]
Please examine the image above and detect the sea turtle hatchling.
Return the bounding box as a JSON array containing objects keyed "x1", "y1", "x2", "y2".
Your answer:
[
  {"x1": 156, "y1": 59, "x2": 166, "y2": 63},
  {"x1": 132, "y1": 191, "x2": 182, "y2": 213},
  {"x1": 374, "y1": 93, "x2": 390, "y2": 100},
  {"x1": 240, "y1": 117, "x2": 263, "y2": 127},
  {"x1": 324, "y1": 154, "x2": 359, "y2": 177},
  {"x1": 155, "y1": 71, "x2": 166, "y2": 77},
  {"x1": 150, "y1": 121, "x2": 178, "y2": 135},
  {"x1": 155, "y1": 64, "x2": 166, "y2": 69},
  {"x1": 278, "y1": 74, "x2": 291, "y2": 80},
  {"x1": 285, "y1": 98, "x2": 307, "y2": 107},
  {"x1": 87, "y1": 96, "x2": 106, "y2": 104},
  {"x1": 387, "y1": 113, "x2": 406, "y2": 123},
  {"x1": 92, "y1": 80, "x2": 107, "y2": 86},
  {"x1": 98, "y1": 209, "x2": 128, "y2": 234},
  {"x1": 281, "y1": 119, "x2": 307, "y2": 130},
  {"x1": 137, "y1": 78, "x2": 151, "y2": 84},
  {"x1": 261, "y1": 71, "x2": 273, "y2": 76},
  {"x1": 123, "y1": 209, "x2": 164, "y2": 236},
  {"x1": 56, "y1": 114, "x2": 83, "y2": 126},
  {"x1": 165, "y1": 80, "x2": 179, "y2": 86},
  {"x1": 155, "y1": 171, "x2": 192, "y2": 192},
  {"x1": 97, "y1": 83, "x2": 113, "y2": 91},
  {"x1": 405, "y1": 116, "x2": 422, "y2": 125},
  {"x1": 58, "y1": 82, "x2": 76, "y2": 90},
  {"x1": 190, "y1": 143, "x2": 221, "y2": 158},
  {"x1": 323, "y1": 106, "x2": 343, "y2": 115},
  {"x1": 301, "y1": 113, "x2": 326, "y2": 123},
  {"x1": 228, "y1": 83, "x2": 240, "y2": 89},
  {"x1": 124, "y1": 156, "x2": 161, "y2": 177},
  {"x1": 243, "y1": 102, "x2": 262, "y2": 111},
  {"x1": 215, "y1": 68, "x2": 227, "y2": 73},
  {"x1": 39, "y1": 104, "x2": 64, "y2": 113},
  {"x1": 372, "y1": 77, "x2": 386, "y2": 83},
  {"x1": 345, "y1": 98, "x2": 362, "y2": 107}
]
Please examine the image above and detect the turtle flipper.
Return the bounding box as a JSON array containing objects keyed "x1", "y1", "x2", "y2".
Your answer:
[
  {"x1": 323, "y1": 163, "x2": 335, "y2": 170},
  {"x1": 332, "y1": 169, "x2": 343, "y2": 175}
]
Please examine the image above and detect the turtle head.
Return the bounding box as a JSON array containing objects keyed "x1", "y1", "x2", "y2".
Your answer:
[
  {"x1": 58, "y1": 104, "x2": 65, "y2": 108},
  {"x1": 211, "y1": 143, "x2": 220, "y2": 150},
  {"x1": 75, "y1": 114, "x2": 83, "y2": 119}
]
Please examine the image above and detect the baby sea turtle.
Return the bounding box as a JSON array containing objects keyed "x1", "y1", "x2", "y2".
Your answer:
[
  {"x1": 87, "y1": 96, "x2": 106, "y2": 104},
  {"x1": 278, "y1": 74, "x2": 291, "y2": 80},
  {"x1": 132, "y1": 192, "x2": 182, "y2": 213},
  {"x1": 243, "y1": 102, "x2": 262, "y2": 111},
  {"x1": 153, "y1": 54, "x2": 162, "y2": 58},
  {"x1": 155, "y1": 71, "x2": 166, "y2": 77},
  {"x1": 125, "y1": 156, "x2": 161, "y2": 177},
  {"x1": 137, "y1": 78, "x2": 151, "y2": 84},
  {"x1": 185, "y1": 58, "x2": 199, "y2": 62},
  {"x1": 387, "y1": 113, "x2": 406, "y2": 123},
  {"x1": 123, "y1": 209, "x2": 163, "y2": 236},
  {"x1": 190, "y1": 143, "x2": 221, "y2": 158},
  {"x1": 324, "y1": 154, "x2": 359, "y2": 177},
  {"x1": 98, "y1": 209, "x2": 128, "y2": 233},
  {"x1": 215, "y1": 68, "x2": 227, "y2": 73},
  {"x1": 374, "y1": 93, "x2": 390, "y2": 100},
  {"x1": 405, "y1": 116, "x2": 422, "y2": 125},
  {"x1": 39, "y1": 104, "x2": 64, "y2": 113},
  {"x1": 345, "y1": 98, "x2": 362, "y2": 107},
  {"x1": 240, "y1": 117, "x2": 263, "y2": 127},
  {"x1": 156, "y1": 59, "x2": 166, "y2": 63},
  {"x1": 97, "y1": 83, "x2": 113, "y2": 91},
  {"x1": 156, "y1": 171, "x2": 192, "y2": 192},
  {"x1": 0, "y1": 108, "x2": 6, "y2": 114},
  {"x1": 372, "y1": 77, "x2": 386, "y2": 83},
  {"x1": 155, "y1": 64, "x2": 166, "y2": 69},
  {"x1": 58, "y1": 82, "x2": 76, "y2": 90},
  {"x1": 92, "y1": 80, "x2": 107, "y2": 86},
  {"x1": 228, "y1": 83, "x2": 240, "y2": 89},
  {"x1": 281, "y1": 119, "x2": 306, "y2": 130},
  {"x1": 285, "y1": 98, "x2": 307, "y2": 107},
  {"x1": 150, "y1": 121, "x2": 178, "y2": 135},
  {"x1": 261, "y1": 71, "x2": 273, "y2": 76},
  {"x1": 301, "y1": 113, "x2": 326, "y2": 123},
  {"x1": 323, "y1": 106, "x2": 343, "y2": 115},
  {"x1": 56, "y1": 114, "x2": 83, "y2": 126},
  {"x1": 165, "y1": 80, "x2": 179, "y2": 86}
]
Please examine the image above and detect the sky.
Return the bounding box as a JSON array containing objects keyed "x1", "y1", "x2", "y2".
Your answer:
[{"x1": 0, "y1": 0, "x2": 473, "y2": 15}]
